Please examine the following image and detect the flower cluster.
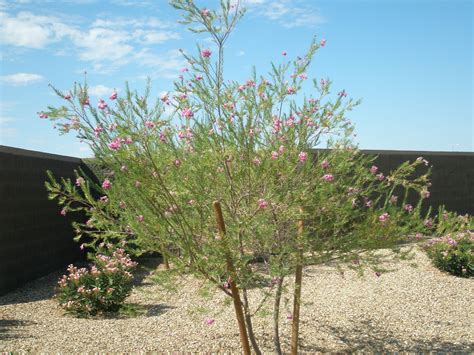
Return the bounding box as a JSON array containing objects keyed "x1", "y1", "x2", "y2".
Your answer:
[
  {"x1": 425, "y1": 232, "x2": 473, "y2": 277},
  {"x1": 56, "y1": 247, "x2": 137, "y2": 316}
]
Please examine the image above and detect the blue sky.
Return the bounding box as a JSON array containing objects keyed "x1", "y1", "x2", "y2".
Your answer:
[{"x1": 0, "y1": 0, "x2": 472, "y2": 157}]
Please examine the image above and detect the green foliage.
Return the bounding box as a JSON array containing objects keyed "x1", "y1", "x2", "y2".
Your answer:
[
  {"x1": 55, "y1": 246, "x2": 137, "y2": 317},
  {"x1": 41, "y1": 0, "x2": 472, "y2": 351},
  {"x1": 425, "y1": 232, "x2": 474, "y2": 277}
]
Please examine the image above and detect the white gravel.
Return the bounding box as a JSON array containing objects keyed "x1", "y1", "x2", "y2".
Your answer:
[{"x1": 1, "y1": 245, "x2": 473, "y2": 353}]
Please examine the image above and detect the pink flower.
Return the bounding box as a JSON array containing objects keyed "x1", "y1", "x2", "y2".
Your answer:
[
  {"x1": 63, "y1": 94, "x2": 71, "y2": 100},
  {"x1": 80, "y1": 243, "x2": 85, "y2": 250},
  {"x1": 253, "y1": 157, "x2": 261, "y2": 166},
  {"x1": 181, "y1": 107, "x2": 194, "y2": 119},
  {"x1": 97, "y1": 99, "x2": 108, "y2": 110},
  {"x1": 323, "y1": 174, "x2": 334, "y2": 182},
  {"x1": 375, "y1": 272, "x2": 381, "y2": 277},
  {"x1": 75, "y1": 177, "x2": 85, "y2": 186},
  {"x1": 195, "y1": 75, "x2": 203, "y2": 81},
  {"x1": 271, "y1": 151, "x2": 279, "y2": 160},
  {"x1": 404, "y1": 204, "x2": 413, "y2": 212},
  {"x1": 389, "y1": 195, "x2": 398, "y2": 204},
  {"x1": 370, "y1": 165, "x2": 378, "y2": 174},
  {"x1": 287, "y1": 314, "x2": 293, "y2": 320},
  {"x1": 109, "y1": 91, "x2": 117, "y2": 100},
  {"x1": 257, "y1": 198, "x2": 268, "y2": 209},
  {"x1": 378, "y1": 212, "x2": 390, "y2": 223},
  {"x1": 201, "y1": 8, "x2": 210, "y2": 16},
  {"x1": 174, "y1": 159, "x2": 181, "y2": 167},
  {"x1": 416, "y1": 156, "x2": 429, "y2": 166},
  {"x1": 60, "y1": 208, "x2": 67, "y2": 216},
  {"x1": 108, "y1": 138, "x2": 122, "y2": 150},
  {"x1": 299, "y1": 73, "x2": 308, "y2": 80},
  {"x1": 287, "y1": 86, "x2": 296, "y2": 95},
  {"x1": 320, "y1": 38, "x2": 326, "y2": 47},
  {"x1": 365, "y1": 199, "x2": 373, "y2": 208},
  {"x1": 424, "y1": 218, "x2": 433, "y2": 229},
  {"x1": 94, "y1": 125, "x2": 104, "y2": 137},
  {"x1": 108, "y1": 123, "x2": 117, "y2": 131},
  {"x1": 100, "y1": 179, "x2": 111, "y2": 190},
  {"x1": 124, "y1": 137, "x2": 133, "y2": 144},
  {"x1": 298, "y1": 151, "x2": 308, "y2": 163},
  {"x1": 282, "y1": 51, "x2": 287, "y2": 56},
  {"x1": 100, "y1": 195, "x2": 109, "y2": 203},
  {"x1": 38, "y1": 112, "x2": 48, "y2": 119},
  {"x1": 201, "y1": 49, "x2": 212, "y2": 58},
  {"x1": 376, "y1": 173, "x2": 385, "y2": 181},
  {"x1": 145, "y1": 120, "x2": 155, "y2": 129},
  {"x1": 321, "y1": 159, "x2": 330, "y2": 169},
  {"x1": 338, "y1": 90, "x2": 347, "y2": 97},
  {"x1": 205, "y1": 318, "x2": 215, "y2": 325},
  {"x1": 278, "y1": 145, "x2": 285, "y2": 154},
  {"x1": 137, "y1": 215, "x2": 144, "y2": 222},
  {"x1": 285, "y1": 115, "x2": 295, "y2": 127},
  {"x1": 160, "y1": 93, "x2": 169, "y2": 103},
  {"x1": 421, "y1": 189, "x2": 430, "y2": 199}
]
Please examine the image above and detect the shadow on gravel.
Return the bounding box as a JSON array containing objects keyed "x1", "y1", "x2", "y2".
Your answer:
[
  {"x1": 103, "y1": 303, "x2": 175, "y2": 319},
  {"x1": 295, "y1": 319, "x2": 474, "y2": 352},
  {"x1": 0, "y1": 271, "x2": 62, "y2": 306},
  {"x1": 0, "y1": 319, "x2": 37, "y2": 341}
]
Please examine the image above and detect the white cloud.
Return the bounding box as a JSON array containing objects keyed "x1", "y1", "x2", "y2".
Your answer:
[
  {"x1": 243, "y1": 0, "x2": 326, "y2": 28},
  {"x1": 136, "y1": 30, "x2": 181, "y2": 45},
  {"x1": 0, "y1": 72, "x2": 43, "y2": 85},
  {"x1": 237, "y1": 50, "x2": 245, "y2": 56},
  {"x1": 0, "y1": 116, "x2": 16, "y2": 124},
  {"x1": 135, "y1": 49, "x2": 186, "y2": 79},
  {"x1": 0, "y1": 10, "x2": 181, "y2": 72},
  {"x1": 0, "y1": 11, "x2": 56, "y2": 48},
  {"x1": 87, "y1": 84, "x2": 116, "y2": 97}
]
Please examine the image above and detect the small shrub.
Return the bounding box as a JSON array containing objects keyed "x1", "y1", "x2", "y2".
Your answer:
[
  {"x1": 56, "y1": 247, "x2": 137, "y2": 316},
  {"x1": 425, "y1": 232, "x2": 474, "y2": 277}
]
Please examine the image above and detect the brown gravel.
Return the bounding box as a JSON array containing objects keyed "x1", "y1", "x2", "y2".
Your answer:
[{"x1": 1, "y1": 245, "x2": 473, "y2": 353}]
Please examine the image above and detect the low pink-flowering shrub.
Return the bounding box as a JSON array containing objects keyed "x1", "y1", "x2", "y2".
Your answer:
[
  {"x1": 56, "y1": 246, "x2": 137, "y2": 316},
  {"x1": 425, "y1": 232, "x2": 473, "y2": 277}
]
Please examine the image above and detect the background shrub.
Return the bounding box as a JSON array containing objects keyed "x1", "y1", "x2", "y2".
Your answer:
[
  {"x1": 56, "y1": 246, "x2": 137, "y2": 316},
  {"x1": 425, "y1": 232, "x2": 473, "y2": 277}
]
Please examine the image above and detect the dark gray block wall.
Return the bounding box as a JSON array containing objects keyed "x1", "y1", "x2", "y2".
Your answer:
[
  {"x1": 365, "y1": 150, "x2": 474, "y2": 216},
  {"x1": 0, "y1": 146, "x2": 89, "y2": 295},
  {"x1": 0, "y1": 146, "x2": 472, "y2": 296}
]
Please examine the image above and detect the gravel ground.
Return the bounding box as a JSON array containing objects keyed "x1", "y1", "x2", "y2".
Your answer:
[{"x1": 1, "y1": 245, "x2": 473, "y2": 353}]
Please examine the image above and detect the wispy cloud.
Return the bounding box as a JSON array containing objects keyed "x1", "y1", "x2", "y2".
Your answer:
[
  {"x1": 87, "y1": 84, "x2": 116, "y2": 97},
  {"x1": 0, "y1": 10, "x2": 181, "y2": 73},
  {"x1": 242, "y1": 0, "x2": 326, "y2": 28},
  {"x1": 135, "y1": 49, "x2": 186, "y2": 79},
  {"x1": 0, "y1": 72, "x2": 44, "y2": 85}
]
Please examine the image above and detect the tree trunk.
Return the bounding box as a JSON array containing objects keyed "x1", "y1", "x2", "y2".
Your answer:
[
  {"x1": 242, "y1": 288, "x2": 262, "y2": 355},
  {"x1": 273, "y1": 276, "x2": 284, "y2": 355}
]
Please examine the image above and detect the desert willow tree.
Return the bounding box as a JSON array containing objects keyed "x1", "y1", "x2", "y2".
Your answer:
[{"x1": 44, "y1": 0, "x2": 437, "y2": 353}]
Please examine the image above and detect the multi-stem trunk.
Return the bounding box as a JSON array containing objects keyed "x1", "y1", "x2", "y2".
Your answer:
[
  {"x1": 242, "y1": 288, "x2": 262, "y2": 355},
  {"x1": 213, "y1": 201, "x2": 251, "y2": 355},
  {"x1": 291, "y1": 211, "x2": 305, "y2": 355},
  {"x1": 273, "y1": 276, "x2": 284, "y2": 355}
]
